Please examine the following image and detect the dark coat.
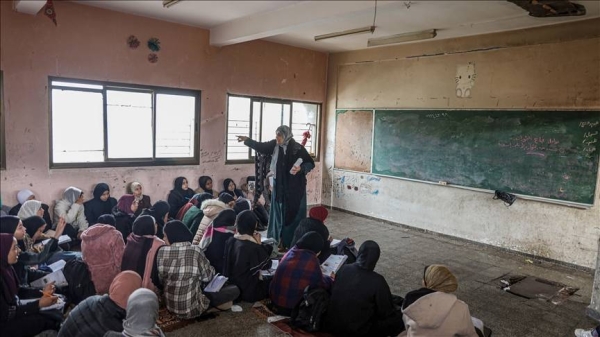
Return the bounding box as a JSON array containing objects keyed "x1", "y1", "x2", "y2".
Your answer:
[
  {"x1": 167, "y1": 189, "x2": 195, "y2": 219},
  {"x1": 223, "y1": 237, "x2": 272, "y2": 302},
  {"x1": 111, "y1": 205, "x2": 134, "y2": 243},
  {"x1": 57, "y1": 295, "x2": 126, "y2": 337},
  {"x1": 291, "y1": 218, "x2": 331, "y2": 264},
  {"x1": 204, "y1": 230, "x2": 234, "y2": 275},
  {"x1": 84, "y1": 184, "x2": 117, "y2": 226}
]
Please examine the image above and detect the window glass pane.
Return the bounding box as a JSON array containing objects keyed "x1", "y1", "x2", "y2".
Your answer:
[
  {"x1": 292, "y1": 102, "x2": 319, "y2": 156},
  {"x1": 106, "y1": 90, "x2": 153, "y2": 159},
  {"x1": 226, "y1": 96, "x2": 251, "y2": 160},
  {"x1": 251, "y1": 101, "x2": 261, "y2": 157},
  {"x1": 156, "y1": 94, "x2": 196, "y2": 158},
  {"x1": 51, "y1": 81, "x2": 103, "y2": 90},
  {"x1": 262, "y1": 102, "x2": 284, "y2": 142},
  {"x1": 52, "y1": 89, "x2": 104, "y2": 163}
]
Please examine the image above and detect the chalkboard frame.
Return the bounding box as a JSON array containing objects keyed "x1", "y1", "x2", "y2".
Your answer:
[{"x1": 334, "y1": 108, "x2": 600, "y2": 208}]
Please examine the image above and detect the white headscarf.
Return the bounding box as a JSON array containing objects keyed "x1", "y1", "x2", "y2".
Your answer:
[
  {"x1": 17, "y1": 200, "x2": 42, "y2": 219},
  {"x1": 63, "y1": 187, "x2": 82, "y2": 205},
  {"x1": 270, "y1": 125, "x2": 293, "y2": 176},
  {"x1": 17, "y1": 189, "x2": 35, "y2": 205},
  {"x1": 122, "y1": 289, "x2": 165, "y2": 337}
]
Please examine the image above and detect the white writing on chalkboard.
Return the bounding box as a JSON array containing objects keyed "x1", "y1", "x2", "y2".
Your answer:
[
  {"x1": 425, "y1": 113, "x2": 449, "y2": 119},
  {"x1": 583, "y1": 129, "x2": 598, "y2": 157},
  {"x1": 580, "y1": 121, "x2": 600, "y2": 128},
  {"x1": 498, "y1": 135, "x2": 563, "y2": 155}
]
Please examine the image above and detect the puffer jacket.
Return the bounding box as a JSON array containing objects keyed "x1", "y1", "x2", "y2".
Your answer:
[
  {"x1": 400, "y1": 290, "x2": 478, "y2": 337},
  {"x1": 53, "y1": 200, "x2": 89, "y2": 232},
  {"x1": 81, "y1": 225, "x2": 125, "y2": 294},
  {"x1": 192, "y1": 200, "x2": 229, "y2": 245},
  {"x1": 57, "y1": 295, "x2": 126, "y2": 337}
]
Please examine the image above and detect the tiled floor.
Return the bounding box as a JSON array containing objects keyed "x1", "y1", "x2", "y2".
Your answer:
[{"x1": 168, "y1": 209, "x2": 597, "y2": 337}]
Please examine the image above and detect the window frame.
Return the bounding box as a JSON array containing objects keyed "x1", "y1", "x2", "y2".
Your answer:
[
  {"x1": 225, "y1": 93, "x2": 321, "y2": 164},
  {"x1": 48, "y1": 76, "x2": 201, "y2": 169}
]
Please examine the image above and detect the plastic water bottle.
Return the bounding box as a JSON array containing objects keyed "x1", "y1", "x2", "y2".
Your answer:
[{"x1": 290, "y1": 158, "x2": 303, "y2": 174}]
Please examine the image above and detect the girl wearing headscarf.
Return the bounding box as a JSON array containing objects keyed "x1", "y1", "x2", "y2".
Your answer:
[
  {"x1": 220, "y1": 178, "x2": 246, "y2": 200},
  {"x1": 54, "y1": 186, "x2": 89, "y2": 240},
  {"x1": 84, "y1": 183, "x2": 118, "y2": 226},
  {"x1": 1, "y1": 234, "x2": 61, "y2": 336},
  {"x1": 57, "y1": 271, "x2": 142, "y2": 337},
  {"x1": 17, "y1": 200, "x2": 44, "y2": 220},
  {"x1": 223, "y1": 210, "x2": 273, "y2": 303},
  {"x1": 127, "y1": 182, "x2": 152, "y2": 217},
  {"x1": 9, "y1": 189, "x2": 54, "y2": 229},
  {"x1": 182, "y1": 193, "x2": 213, "y2": 234},
  {"x1": 112, "y1": 194, "x2": 139, "y2": 242},
  {"x1": 175, "y1": 192, "x2": 212, "y2": 221},
  {"x1": 81, "y1": 214, "x2": 126, "y2": 294},
  {"x1": 139, "y1": 201, "x2": 170, "y2": 239},
  {"x1": 200, "y1": 209, "x2": 237, "y2": 274},
  {"x1": 22, "y1": 215, "x2": 50, "y2": 253},
  {"x1": 191, "y1": 194, "x2": 232, "y2": 245},
  {"x1": 291, "y1": 212, "x2": 331, "y2": 264},
  {"x1": 325, "y1": 241, "x2": 405, "y2": 337},
  {"x1": 121, "y1": 216, "x2": 165, "y2": 292},
  {"x1": 400, "y1": 265, "x2": 479, "y2": 337},
  {"x1": 238, "y1": 125, "x2": 315, "y2": 249},
  {"x1": 105, "y1": 288, "x2": 166, "y2": 337},
  {"x1": 195, "y1": 175, "x2": 219, "y2": 198},
  {"x1": 269, "y1": 231, "x2": 332, "y2": 316},
  {"x1": 167, "y1": 177, "x2": 195, "y2": 219}
]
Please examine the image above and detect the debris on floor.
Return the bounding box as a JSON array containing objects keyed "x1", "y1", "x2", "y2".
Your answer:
[{"x1": 498, "y1": 275, "x2": 579, "y2": 305}]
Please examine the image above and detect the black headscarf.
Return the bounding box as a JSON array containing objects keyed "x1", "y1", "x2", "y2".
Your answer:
[
  {"x1": 295, "y1": 231, "x2": 323, "y2": 255},
  {"x1": 23, "y1": 216, "x2": 46, "y2": 238},
  {"x1": 0, "y1": 233, "x2": 19, "y2": 302},
  {"x1": 198, "y1": 176, "x2": 213, "y2": 195},
  {"x1": 174, "y1": 177, "x2": 187, "y2": 192},
  {"x1": 213, "y1": 209, "x2": 236, "y2": 228},
  {"x1": 291, "y1": 218, "x2": 330, "y2": 263},
  {"x1": 233, "y1": 198, "x2": 251, "y2": 216},
  {"x1": 164, "y1": 220, "x2": 193, "y2": 244},
  {"x1": 84, "y1": 183, "x2": 117, "y2": 224},
  {"x1": 97, "y1": 214, "x2": 117, "y2": 227},
  {"x1": 141, "y1": 201, "x2": 170, "y2": 239},
  {"x1": 218, "y1": 193, "x2": 235, "y2": 205},
  {"x1": 193, "y1": 193, "x2": 214, "y2": 209},
  {"x1": 132, "y1": 215, "x2": 156, "y2": 236},
  {"x1": 221, "y1": 179, "x2": 244, "y2": 199},
  {"x1": 356, "y1": 240, "x2": 380, "y2": 271},
  {"x1": 0, "y1": 215, "x2": 20, "y2": 235},
  {"x1": 235, "y1": 210, "x2": 257, "y2": 235},
  {"x1": 168, "y1": 177, "x2": 194, "y2": 219}
]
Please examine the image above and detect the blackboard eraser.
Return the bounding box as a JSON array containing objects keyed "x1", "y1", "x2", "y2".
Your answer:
[{"x1": 439, "y1": 181, "x2": 448, "y2": 186}]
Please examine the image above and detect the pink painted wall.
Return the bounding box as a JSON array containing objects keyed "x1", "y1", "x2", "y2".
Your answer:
[{"x1": 0, "y1": 1, "x2": 326, "y2": 208}]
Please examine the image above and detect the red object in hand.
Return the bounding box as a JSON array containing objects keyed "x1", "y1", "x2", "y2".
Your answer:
[{"x1": 301, "y1": 130, "x2": 311, "y2": 147}]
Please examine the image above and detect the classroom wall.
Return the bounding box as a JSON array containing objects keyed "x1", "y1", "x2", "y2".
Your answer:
[
  {"x1": 324, "y1": 18, "x2": 600, "y2": 268},
  {"x1": 0, "y1": 1, "x2": 326, "y2": 207}
]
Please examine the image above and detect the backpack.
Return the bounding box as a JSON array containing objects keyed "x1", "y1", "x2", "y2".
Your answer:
[
  {"x1": 290, "y1": 286, "x2": 330, "y2": 332},
  {"x1": 332, "y1": 238, "x2": 358, "y2": 264},
  {"x1": 62, "y1": 259, "x2": 96, "y2": 305}
]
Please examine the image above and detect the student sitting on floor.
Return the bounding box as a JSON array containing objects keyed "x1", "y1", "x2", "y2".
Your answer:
[
  {"x1": 0, "y1": 233, "x2": 62, "y2": 337},
  {"x1": 9, "y1": 189, "x2": 53, "y2": 228},
  {"x1": 195, "y1": 175, "x2": 219, "y2": 198},
  {"x1": 324, "y1": 240, "x2": 405, "y2": 337},
  {"x1": 16, "y1": 199, "x2": 45, "y2": 221},
  {"x1": 111, "y1": 194, "x2": 139, "y2": 242},
  {"x1": 192, "y1": 193, "x2": 233, "y2": 245},
  {"x1": 291, "y1": 207, "x2": 331, "y2": 264},
  {"x1": 223, "y1": 210, "x2": 273, "y2": 303},
  {"x1": 167, "y1": 177, "x2": 195, "y2": 219},
  {"x1": 152, "y1": 220, "x2": 239, "y2": 318},
  {"x1": 81, "y1": 214, "x2": 125, "y2": 294},
  {"x1": 54, "y1": 186, "x2": 89, "y2": 241},
  {"x1": 104, "y1": 288, "x2": 166, "y2": 337},
  {"x1": 233, "y1": 197, "x2": 252, "y2": 216},
  {"x1": 400, "y1": 264, "x2": 479, "y2": 337},
  {"x1": 270, "y1": 231, "x2": 333, "y2": 316},
  {"x1": 182, "y1": 192, "x2": 213, "y2": 235},
  {"x1": 139, "y1": 200, "x2": 170, "y2": 240},
  {"x1": 127, "y1": 181, "x2": 152, "y2": 217},
  {"x1": 200, "y1": 209, "x2": 237, "y2": 274},
  {"x1": 221, "y1": 178, "x2": 246, "y2": 200},
  {"x1": 84, "y1": 183, "x2": 118, "y2": 226},
  {"x1": 22, "y1": 216, "x2": 80, "y2": 265},
  {"x1": 121, "y1": 216, "x2": 165, "y2": 292},
  {"x1": 57, "y1": 271, "x2": 142, "y2": 337}
]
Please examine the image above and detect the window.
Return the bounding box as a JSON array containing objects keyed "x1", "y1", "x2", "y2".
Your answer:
[
  {"x1": 49, "y1": 78, "x2": 200, "y2": 168},
  {"x1": 226, "y1": 94, "x2": 320, "y2": 162},
  {"x1": 0, "y1": 71, "x2": 4, "y2": 169}
]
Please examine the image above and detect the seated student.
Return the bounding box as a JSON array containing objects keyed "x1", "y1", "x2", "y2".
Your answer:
[
  {"x1": 111, "y1": 194, "x2": 139, "y2": 242},
  {"x1": 153, "y1": 220, "x2": 239, "y2": 318},
  {"x1": 9, "y1": 189, "x2": 53, "y2": 228},
  {"x1": 104, "y1": 288, "x2": 166, "y2": 337},
  {"x1": 140, "y1": 200, "x2": 170, "y2": 239},
  {"x1": 0, "y1": 215, "x2": 65, "y2": 284},
  {"x1": 223, "y1": 210, "x2": 273, "y2": 303},
  {"x1": 22, "y1": 216, "x2": 80, "y2": 265},
  {"x1": 192, "y1": 193, "x2": 233, "y2": 245},
  {"x1": 84, "y1": 183, "x2": 118, "y2": 226},
  {"x1": 167, "y1": 177, "x2": 195, "y2": 219},
  {"x1": 175, "y1": 192, "x2": 209, "y2": 221},
  {"x1": 121, "y1": 215, "x2": 165, "y2": 292},
  {"x1": 325, "y1": 241, "x2": 404, "y2": 337},
  {"x1": 81, "y1": 214, "x2": 125, "y2": 294},
  {"x1": 221, "y1": 178, "x2": 246, "y2": 200},
  {"x1": 233, "y1": 197, "x2": 252, "y2": 216},
  {"x1": 195, "y1": 175, "x2": 219, "y2": 198},
  {"x1": 0, "y1": 233, "x2": 62, "y2": 337},
  {"x1": 199, "y1": 209, "x2": 237, "y2": 274},
  {"x1": 16, "y1": 200, "x2": 45, "y2": 220},
  {"x1": 400, "y1": 265, "x2": 479, "y2": 337},
  {"x1": 57, "y1": 271, "x2": 142, "y2": 337},
  {"x1": 270, "y1": 231, "x2": 333, "y2": 316},
  {"x1": 127, "y1": 181, "x2": 152, "y2": 217},
  {"x1": 54, "y1": 186, "x2": 89, "y2": 240},
  {"x1": 291, "y1": 207, "x2": 331, "y2": 264},
  {"x1": 182, "y1": 192, "x2": 213, "y2": 234}
]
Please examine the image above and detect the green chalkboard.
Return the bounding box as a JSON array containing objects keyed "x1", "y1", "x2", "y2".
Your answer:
[{"x1": 372, "y1": 110, "x2": 600, "y2": 205}]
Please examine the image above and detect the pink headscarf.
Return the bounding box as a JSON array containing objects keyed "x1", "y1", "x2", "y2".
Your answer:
[
  {"x1": 108, "y1": 271, "x2": 142, "y2": 309},
  {"x1": 117, "y1": 194, "x2": 136, "y2": 215}
]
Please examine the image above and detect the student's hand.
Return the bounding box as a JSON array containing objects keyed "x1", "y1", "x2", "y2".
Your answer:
[
  {"x1": 42, "y1": 282, "x2": 56, "y2": 296},
  {"x1": 39, "y1": 295, "x2": 58, "y2": 308},
  {"x1": 253, "y1": 231, "x2": 262, "y2": 243},
  {"x1": 328, "y1": 235, "x2": 333, "y2": 242},
  {"x1": 54, "y1": 218, "x2": 67, "y2": 239},
  {"x1": 290, "y1": 166, "x2": 301, "y2": 175},
  {"x1": 236, "y1": 136, "x2": 249, "y2": 143}
]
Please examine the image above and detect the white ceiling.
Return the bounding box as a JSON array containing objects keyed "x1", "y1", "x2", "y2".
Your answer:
[{"x1": 77, "y1": 0, "x2": 600, "y2": 52}]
